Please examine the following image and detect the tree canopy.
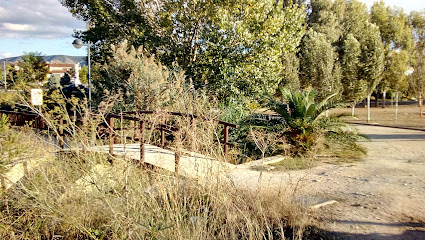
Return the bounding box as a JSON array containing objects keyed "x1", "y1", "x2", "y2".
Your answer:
[{"x1": 61, "y1": 0, "x2": 306, "y2": 101}]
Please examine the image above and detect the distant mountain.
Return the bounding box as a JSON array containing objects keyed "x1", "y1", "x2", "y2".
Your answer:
[{"x1": 0, "y1": 55, "x2": 87, "y2": 66}]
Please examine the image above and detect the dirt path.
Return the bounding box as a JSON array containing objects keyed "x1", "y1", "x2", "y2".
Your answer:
[{"x1": 230, "y1": 125, "x2": 425, "y2": 239}]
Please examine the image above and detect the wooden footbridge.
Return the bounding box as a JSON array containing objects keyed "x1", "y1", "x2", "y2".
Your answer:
[{"x1": 0, "y1": 110, "x2": 238, "y2": 177}]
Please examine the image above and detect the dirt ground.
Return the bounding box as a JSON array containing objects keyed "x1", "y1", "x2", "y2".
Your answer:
[
  {"x1": 306, "y1": 125, "x2": 425, "y2": 239},
  {"x1": 230, "y1": 124, "x2": 425, "y2": 239},
  {"x1": 335, "y1": 104, "x2": 425, "y2": 130}
]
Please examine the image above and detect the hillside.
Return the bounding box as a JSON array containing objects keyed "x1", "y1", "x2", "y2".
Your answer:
[{"x1": 0, "y1": 55, "x2": 86, "y2": 65}]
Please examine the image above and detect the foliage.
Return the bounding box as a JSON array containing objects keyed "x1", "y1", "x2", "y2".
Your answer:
[
  {"x1": 94, "y1": 41, "x2": 186, "y2": 111},
  {"x1": 47, "y1": 74, "x2": 61, "y2": 89},
  {"x1": 79, "y1": 65, "x2": 89, "y2": 84},
  {"x1": 279, "y1": 52, "x2": 301, "y2": 91},
  {"x1": 8, "y1": 52, "x2": 49, "y2": 90},
  {"x1": 371, "y1": 1, "x2": 413, "y2": 99},
  {"x1": 409, "y1": 10, "x2": 425, "y2": 51},
  {"x1": 386, "y1": 50, "x2": 410, "y2": 94},
  {"x1": 299, "y1": 29, "x2": 341, "y2": 99},
  {"x1": 358, "y1": 22, "x2": 385, "y2": 95},
  {"x1": 341, "y1": 33, "x2": 366, "y2": 104},
  {"x1": 0, "y1": 91, "x2": 20, "y2": 110},
  {"x1": 61, "y1": 0, "x2": 306, "y2": 101},
  {"x1": 268, "y1": 88, "x2": 361, "y2": 155},
  {"x1": 408, "y1": 49, "x2": 425, "y2": 98},
  {"x1": 307, "y1": 0, "x2": 344, "y2": 44}
]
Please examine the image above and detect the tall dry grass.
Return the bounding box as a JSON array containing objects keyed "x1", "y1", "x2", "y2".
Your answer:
[{"x1": 0, "y1": 97, "x2": 312, "y2": 239}]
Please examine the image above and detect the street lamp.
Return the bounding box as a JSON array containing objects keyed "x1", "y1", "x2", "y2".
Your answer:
[{"x1": 72, "y1": 38, "x2": 91, "y2": 109}]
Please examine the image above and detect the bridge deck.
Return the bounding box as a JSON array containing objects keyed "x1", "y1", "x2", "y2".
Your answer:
[{"x1": 92, "y1": 144, "x2": 236, "y2": 179}]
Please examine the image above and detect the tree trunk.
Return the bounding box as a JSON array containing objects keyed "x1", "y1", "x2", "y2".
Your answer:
[
  {"x1": 351, "y1": 103, "x2": 356, "y2": 117},
  {"x1": 382, "y1": 91, "x2": 386, "y2": 108},
  {"x1": 395, "y1": 92, "x2": 399, "y2": 120},
  {"x1": 367, "y1": 94, "x2": 371, "y2": 122},
  {"x1": 420, "y1": 94, "x2": 423, "y2": 117}
]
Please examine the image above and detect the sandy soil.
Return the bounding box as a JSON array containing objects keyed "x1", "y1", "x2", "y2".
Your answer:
[
  {"x1": 230, "y1": 124, "x2": 425, "y2": 239},
  {"x1": 307, "y1": 125, "x2": 425, "y2": 239},
  {"x1": 336, "y1": 105, "x2": 425, "y2": 130}
]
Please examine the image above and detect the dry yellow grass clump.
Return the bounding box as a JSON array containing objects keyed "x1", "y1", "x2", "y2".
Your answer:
[{"x1": 0, "y1": 108, "x2": 312, "y2": 239}]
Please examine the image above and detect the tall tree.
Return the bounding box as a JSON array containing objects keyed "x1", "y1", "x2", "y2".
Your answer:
[
  {"x1": 386, "y1": 50, "x2": 409, "y2": 119},
  {"x1": 358, "y1": 22, "x2": 385, "y2": 122},
  {"x1": 61, "y1": 0, "x2": 306, "y2": 101},
  {"x1": 371, "y1": 1, "x2": 414, "y2": 107},
  {"x1": 408, "y1": 50, "x2": 425, "y2": 114},
  {"x1": 342, "y1": 0, "x2": 369, "y2": 39},
  {"x1": 409, "y1": 10, "x2": 425, "y2": 50},
  {"x1": 299, "y1": 29, "x2": 341, "y2": 99},
  {"x1": 341, "y1": 34, "x2": 365, "y2": 116},
  {"x1": 408, "y1": 10, "x2": 425, "y2": 114},
  {"x1": 308, "y1": 0, "x2": 343, "y2": 44},
  {"x1": 278, "y1": 52, "x2": 300, "y2": 91}
]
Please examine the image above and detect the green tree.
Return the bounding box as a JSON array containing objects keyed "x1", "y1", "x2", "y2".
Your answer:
[
  {"x1": 409, "y1": 10, "x2": 425, "y2": 50},
  {"x1": 408, "y1": 48, "x2": 425, "y2": 107},
  {"x1": 61, "y1": 0, "x2": 306, "y2": 102},
  {"x1": 358, "y1": 22, "x2": 385, "y2": 122},
  {"x1": 9, "y1": 52, "x2": 49, "y2": 89},
  {"x1": 386, "y1": 50, "x2": 409, "y2": 118},
  {"x1": 299, "y1": 29, "x2": 341, "y2": 99},
  {"x1": 308, "y1": 0, "x2": 344, "y2": 44},
  {"x1": 341, "y1": 0, "x2": 370, "y2": 39},
  {"x1": 341, "y1": 34, "x2": 365, "y2": 116},
  {"x1": 371, "y1": 1, "x2": 414, "y2": 107},
  {"x1": 94, "y1": 41, "x2": 186, "y2": 111},
  {"x1": 278, "y1": 52, "x2": 300, "y2": 91},
  {"x1": 47, "y1": 75, "x2": 61, "y2": 89},
  {"x1": 79, "y1": 65, "x2": 88, "y2": 84}
]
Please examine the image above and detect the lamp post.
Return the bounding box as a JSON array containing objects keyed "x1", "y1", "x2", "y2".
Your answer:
[{"x1": 72, "y1": 38, "x2": 91, "y2": 110}]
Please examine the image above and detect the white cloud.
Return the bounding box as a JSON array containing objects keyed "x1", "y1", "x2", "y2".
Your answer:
[
  {"x1": 3, "y1": 23, "x2": 36, "y2": 32},
  {"x1": 0, "y1": 0, "x2": 85, "y2": 39},
  {"x1": 0, "y1": 52, "x2": 13, "y2": 59}
]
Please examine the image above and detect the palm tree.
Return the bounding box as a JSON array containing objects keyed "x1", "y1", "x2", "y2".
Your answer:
[{"x1": 268, "y1": 88, "x2": 357, "y2": 155}]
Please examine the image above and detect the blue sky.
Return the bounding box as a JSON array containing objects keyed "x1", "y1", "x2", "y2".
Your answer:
[{"x1": 0, "y1": 0, "x2": 424, "y2": 59}]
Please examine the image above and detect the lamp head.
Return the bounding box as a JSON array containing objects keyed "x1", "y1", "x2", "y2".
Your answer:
[{"x1": 72, "y1": 39, "x2": 84, "y2": 49}]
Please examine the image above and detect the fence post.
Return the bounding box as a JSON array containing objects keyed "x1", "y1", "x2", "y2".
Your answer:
[
  {"x1": 175, "y1": 151, "x2": 180, "y2": 173},
  {"x1": 59, "y1": 118, "x2": 64, "y2": 149},
  {"x1": 109, "y1": 116, "x2": 115, "y2": 155},
  {"x1": 140, "y1": 120, "x2": 145, "y2": 164},
  {"x1": 224, "y1": 125, "x2": 229, "y2": 159}
]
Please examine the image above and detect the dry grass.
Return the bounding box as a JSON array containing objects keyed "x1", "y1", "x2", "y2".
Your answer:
[
  {"x1": 334, "y1": 104, "x2": 425, "y2": 130},
  {"x1": 0, "y1": 102, "x2": 313, "y2": 239}
]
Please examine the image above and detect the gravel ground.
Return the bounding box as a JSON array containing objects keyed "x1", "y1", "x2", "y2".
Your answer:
[{"x1": 230, "y1": 124, "x2": 425, "y2": 239}]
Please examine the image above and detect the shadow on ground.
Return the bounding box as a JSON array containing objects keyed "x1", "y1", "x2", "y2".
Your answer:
[{"x1": 306, "y1": 220, "x2": 425, "y2": 240}]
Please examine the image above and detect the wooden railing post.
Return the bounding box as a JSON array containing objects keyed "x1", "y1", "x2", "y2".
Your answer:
[
  {"x1": 59, "y1": 118, "x2": 64, "y2": 149},
  {"x1": 140, "y1": 120, "x2": 145, "y2": 164},
  {"x1": 224, "y1": 125, "x2": 229, "y2": 159},
  {"x1": 109, "y1": 116, "x2": 115, "y2": 155},
  {"x1": 175, "y1": 152, "x2": 180, "y2": 173}
]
